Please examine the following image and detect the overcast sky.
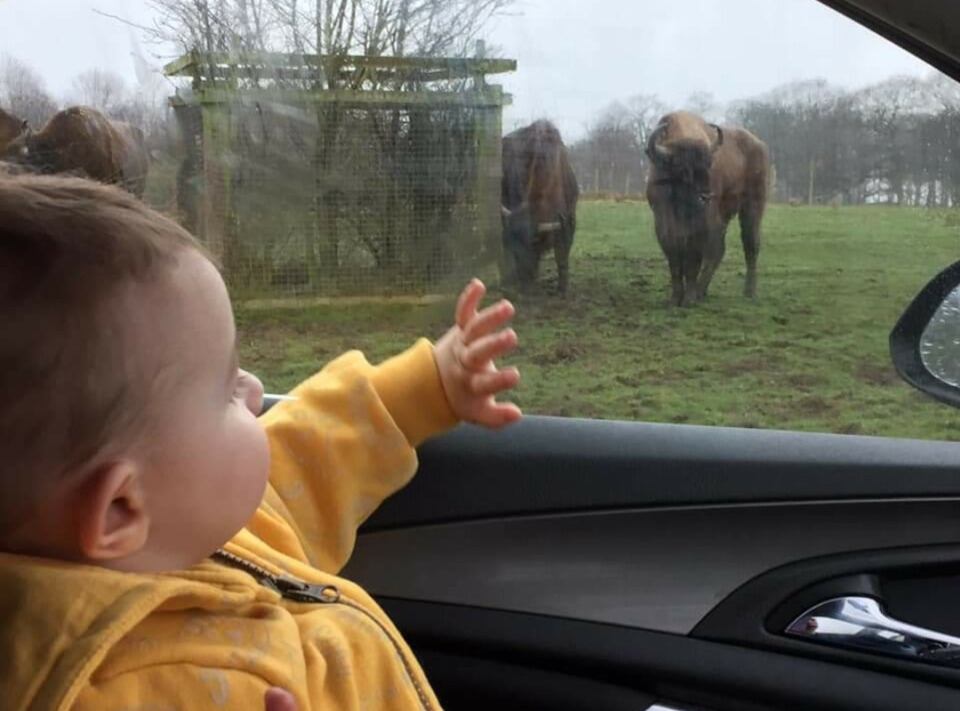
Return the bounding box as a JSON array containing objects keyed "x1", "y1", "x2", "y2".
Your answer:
[{"x1": 0, "y1": 0, "x2": 946, "y2": 140}]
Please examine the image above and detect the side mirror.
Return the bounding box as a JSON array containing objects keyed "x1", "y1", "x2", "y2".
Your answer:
[{"x1": 890, "y1": 260, "x2": 960, "y2": 409}]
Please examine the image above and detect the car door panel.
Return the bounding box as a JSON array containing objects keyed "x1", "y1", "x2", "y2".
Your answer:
[
  {"x1": 411, "y1": 650, "x2": 658, "y2": 711},
  {"x1": 348, "y1": 499, "x2": 960, "y2": 633},
  {"x1": 358, "y1": 417, "x2": 960, "y2": 529},
  {"x1": 340, "y1": 417, "x2": 960, "y2": 708},
  {"x1": 380, "y1": 598, "x2": 960, "y2": 711},
  {"x1": 697, "y1": 547, "x2": 960, "y2": 686}
]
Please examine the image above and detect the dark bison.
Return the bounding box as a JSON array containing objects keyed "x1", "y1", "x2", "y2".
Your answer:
[
  {"x1": 0, "y1": 106, "x2": 149, "y2": 198},
  {"x1": 501, "y1": 120, "x2": 579, "y2": 295},
  {"x1": 646, "y1": 111, "x2": 769, "y2": 306}
]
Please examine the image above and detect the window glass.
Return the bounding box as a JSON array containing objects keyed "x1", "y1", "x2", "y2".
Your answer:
[{"x1": 1, "y1": 0, "x2": 958, "y2": 439}]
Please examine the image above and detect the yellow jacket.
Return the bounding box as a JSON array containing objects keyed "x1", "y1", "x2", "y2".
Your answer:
[{"x1": 0, "y1": 340, "x2": 458, "y2": 711}]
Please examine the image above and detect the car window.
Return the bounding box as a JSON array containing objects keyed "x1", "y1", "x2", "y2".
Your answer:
[{"x1": 1, "y1": 0, "x2": 958, "y2": 440}]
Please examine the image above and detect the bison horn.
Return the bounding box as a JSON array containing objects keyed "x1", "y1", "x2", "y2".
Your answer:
[
  {"x1": 646, "y1": 123, "x2": 672, "y2": 162},
  {"x1": 709, "y1": 124, "x2": 724, "y2": 152},
  {"x1": 501, "y1": 205, "x2": 512, "y2": 218},
  {"x1": 537, "y1": 221, "x2": 562, "y2": 233}
]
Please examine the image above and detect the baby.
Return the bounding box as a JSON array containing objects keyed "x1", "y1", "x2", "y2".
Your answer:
[{"x1": 0, "y1": 174, "x2": 520, "y2": 710}]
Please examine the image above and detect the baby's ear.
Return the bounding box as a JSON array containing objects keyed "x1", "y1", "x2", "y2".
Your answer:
[{"x1": 73, "y1": 461, "x2": 150, "y2": 563}]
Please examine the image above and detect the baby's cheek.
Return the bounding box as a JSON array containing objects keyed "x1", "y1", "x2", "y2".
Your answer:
[{"x1": 251, "y1": 425, "x2": 272, "y2": 486}]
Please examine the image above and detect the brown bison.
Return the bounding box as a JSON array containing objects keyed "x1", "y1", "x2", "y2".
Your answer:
[
  {"x1": 0, "y1": 106, "x2": 149, "y2": 198},
  {"x1": 501, "y1": 120, "x2": 579, "y2": 295},
  {"x1": 0, "y1": 108, "x2": 26, "y2": 154},
  {"x1": 646, "y1": 111, "x2": 769, "y2": 306}
]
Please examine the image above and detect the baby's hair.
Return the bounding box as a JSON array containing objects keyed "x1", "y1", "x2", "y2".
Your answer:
[{"x1": 0, "y1": 174, "x2": 207, "y2": 534}]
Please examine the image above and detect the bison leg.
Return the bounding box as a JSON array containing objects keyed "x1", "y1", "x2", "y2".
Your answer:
[
  {"x1": 501, "y1": 214, "x2": 536, "y2": 291},
  {"x1": 515, "y1": 253, "x2": 538, "y2": 291},
  {"x1": 739, "y1": 205, "x2": 763, "y2": 299},
  {"x1": 554, "y1": 244, "x2": 570, "y2": 296},
  {"x1": 654, "y1": 214, "x2": 684, "y2": 306},
  {"x1": 657, "y1": 245, "x2": 684, "y2": 306},
  {"x1": 514, "y1": 244, "x2": 539, "y2": 292},
  {"x1": 696, "y1": 226, "x2": 728, "y2": 301},
  {"x1": 554, "y1": 219, "x2": 574, "y2": 296},
  {"x1": 681, "y1": 241, "x2": 704, "y2": 307}
]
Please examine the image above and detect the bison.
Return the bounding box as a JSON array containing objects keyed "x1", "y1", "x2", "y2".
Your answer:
[
  {"x1": 0, "y1": 108, "x2": 26, "y2": 154},
  {"x1": 0, "y1": 106, "x2": 149, "y2": 198},
  {"x1": 501, "y1": 120, "x2": 579, "y2": 295},
  {"x1": 645, "y1": 111, "x2": 769, "y2": 306}
]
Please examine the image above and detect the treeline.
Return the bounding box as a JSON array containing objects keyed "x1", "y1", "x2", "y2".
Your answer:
[
  {"x1": 570, "y1": 76, "x2": 960, "y2": 207},
  {"x1": 0, "y1": 54, "x2": 171, "y2": 148}
]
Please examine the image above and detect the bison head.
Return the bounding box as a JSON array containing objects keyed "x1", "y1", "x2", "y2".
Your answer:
[
  {"x1": 0, "y1": 108, "x2": 27, "y2": 151},
  {"x1": 500, "y1": 203, "x2": 538, "y2": 287},
  {"x1": 647, "y1": 121, "x2": 723, "y2": 216},
  {"x1": 0, "y1": 123, "x2": 34, "y2": 164}
]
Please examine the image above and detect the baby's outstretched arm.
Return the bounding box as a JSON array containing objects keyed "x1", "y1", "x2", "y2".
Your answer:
[
  {"x1": 252, "y1": 279, "x2": 521, "y2": 573},
  {"x1": 434, "y1": 279, "x2": 521, "y2": 429}
]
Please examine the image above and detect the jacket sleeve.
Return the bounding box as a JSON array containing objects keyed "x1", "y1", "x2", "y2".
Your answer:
[
  {"x1": 71, "y1": 666, "x2": 288, "y2": 711},
  {"x1": 249, "y1": 339, "x2": 458, "y2": 573}
]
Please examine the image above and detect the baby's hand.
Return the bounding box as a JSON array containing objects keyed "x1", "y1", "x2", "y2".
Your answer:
[
  {"x1": 265, "y1": 688, "x2": 298, "y2": 711},
  {"x1": 434, "y1": 279, "x2": 521, "y2": 429}
]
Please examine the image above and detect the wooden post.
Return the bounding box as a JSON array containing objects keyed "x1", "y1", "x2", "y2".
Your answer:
[
  {"x1": 312, "y1": 104, "x2": 341, "y2": 288},
  {"x1": 472, "y1": 37, "x2": 505, "y2": 280},
  {"x1": 475, "y1": 94, "x2": 503, "y2": 279},
  {"x1": 172, "y1": 102, "x2": 201, "y2": 234},
  {"x1": 199, "y1": 102, "x2": 234, "y2": 266},
  {"x1": 474, "y1": 40, "x2": 487, "y2": 90}
]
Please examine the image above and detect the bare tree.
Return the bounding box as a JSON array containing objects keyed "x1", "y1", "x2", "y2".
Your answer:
[
  {"x1": 71, "y1": 69, "x2": 129, "y2": 115},
  {"x1": 726, "y1": 73, "x2": 960, "y2": 206},
  {"x1": 0, "y1": 54, "x2": 58, "y2": 127},
  {"x1": 142, "y1": 0, "x2": 513, "y2": 64},
  {"x1": 569, "y1": 100, "x2": 646, "y2": 195},
  {"x1": 854, "y1": 75, "x2": 932, "y2": 205},
  {"x1": 69, "y1": 68, "x2": 169, "y2": 148},
  {"x1": 625, "y1": 93, "x2": 667, "y2": 145},
  {"x1": 683, "y1": 90, "x2": 720, "y2": 122},
  {"x1": 625, "y1": 93, "x2": 667, "y2": 187},
  {"x1": 568, "y1": 94, "x2": 666, "y2": 196}
]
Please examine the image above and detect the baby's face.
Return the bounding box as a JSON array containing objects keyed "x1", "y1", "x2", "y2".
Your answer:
[{"x1": 128, "y1": 249, "x2": 270, "y2": 569}]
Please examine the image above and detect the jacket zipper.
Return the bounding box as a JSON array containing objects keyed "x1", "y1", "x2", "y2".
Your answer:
[{"x1": 210, "y1": 549, "x2": 434, "y2": 711}]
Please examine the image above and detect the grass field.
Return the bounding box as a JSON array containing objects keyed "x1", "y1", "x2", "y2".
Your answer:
[{"x1": 235, "y1": 201, "x2": 960, "y2": 441}]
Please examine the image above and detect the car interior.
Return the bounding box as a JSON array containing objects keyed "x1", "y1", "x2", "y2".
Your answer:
[{"x1": 2, "y1": 0, "x2": 954, "y2": 708}]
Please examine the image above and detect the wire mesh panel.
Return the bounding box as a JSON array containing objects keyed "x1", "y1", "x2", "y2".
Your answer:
[{"x1": 167, "y1": 52, "x2": 512, "y2": 298}]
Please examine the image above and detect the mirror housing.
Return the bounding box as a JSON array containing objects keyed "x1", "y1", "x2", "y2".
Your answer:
[{"x1": 890, "y1": 260, "x2": 960, "y2": 409}]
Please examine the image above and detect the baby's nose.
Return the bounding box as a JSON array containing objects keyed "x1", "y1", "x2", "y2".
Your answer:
[{"x1": 240, "y1": 370, "x2": 265, "y2": 415}]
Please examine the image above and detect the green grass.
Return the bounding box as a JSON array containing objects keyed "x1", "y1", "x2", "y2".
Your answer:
[{"x1": 236, "y1": 202, "x2": 960, "y2": 441}]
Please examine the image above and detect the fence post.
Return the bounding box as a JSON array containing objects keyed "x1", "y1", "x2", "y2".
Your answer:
[
  {"x1": 475, "y1": 95, "x2": 503, "y2": 282},
  {"x1": 199, "y1": 101, "x2": 234, "y2": 268}
]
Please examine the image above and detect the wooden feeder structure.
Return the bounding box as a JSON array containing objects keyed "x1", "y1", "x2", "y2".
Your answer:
[{"x1": 165, "y1": 47, "x2": 515, "y2": 295}]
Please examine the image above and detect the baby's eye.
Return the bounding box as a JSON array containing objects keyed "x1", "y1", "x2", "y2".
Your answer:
[{"x1": 232, "y1": 373, "x2": 247, "y2": 398}]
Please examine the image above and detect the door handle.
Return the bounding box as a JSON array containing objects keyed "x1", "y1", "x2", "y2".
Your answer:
[{"x1": 786, "y1": 596, "x2": 960, "y2": 666}]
